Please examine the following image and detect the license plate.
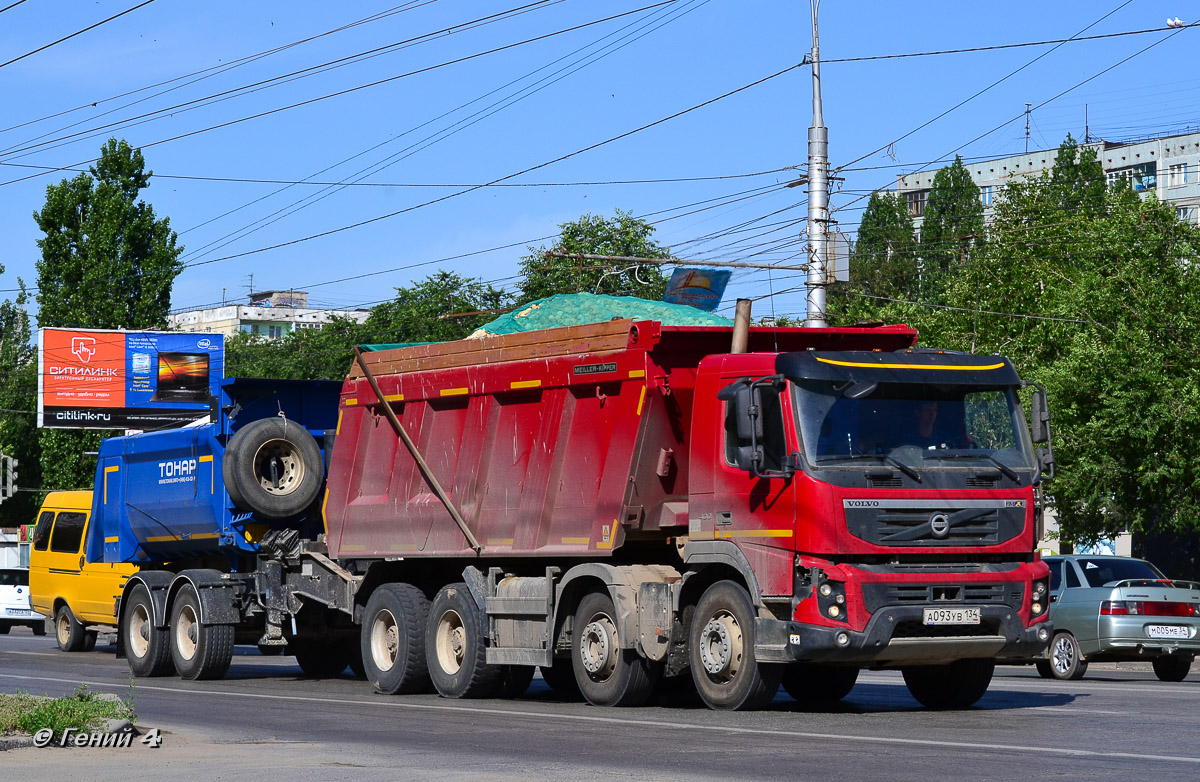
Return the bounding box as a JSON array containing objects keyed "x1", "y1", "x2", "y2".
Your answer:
[
  {"x1": 1147, "y1": 625, "x2": 1191, "y2": 639},
  {"x1": 923, "y1": 607, "x2": 981, "y2": 625},
  {"x1": 6, "y1": 608, "x2": 30, "y2": 617}
]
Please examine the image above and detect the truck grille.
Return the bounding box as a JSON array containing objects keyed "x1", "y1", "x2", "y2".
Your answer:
[
  {"x1": 861, "y1": 582, "x2": 1024, "y2": 614},
  {"x1": 843, "y1": 499, "x2": 1026, "y2": 547}
]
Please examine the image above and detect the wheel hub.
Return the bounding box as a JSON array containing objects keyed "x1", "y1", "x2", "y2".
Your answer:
[
  {"x1": 370, "y1": 610, "x2": 399, "y2": 673},
  {"x1": 1052, "y1": 636, "x2": 1073, "y2": 674},
  {"x1": 435, "y1": 609, "x2": 467, "y2": 676},
  {"x1": 698, "y1": 611, "x2": 743, "y2": 680},
  {"x1": 580, "y1": 620, "x2": 615, "y2": 676},
  {"x1": 253, "y1": 439, "x2": 304, "y2": 496}
]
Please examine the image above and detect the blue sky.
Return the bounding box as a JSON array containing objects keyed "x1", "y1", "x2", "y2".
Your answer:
[{"x1": 0, "y1": 0, "x2": 1194, "y2": 324}]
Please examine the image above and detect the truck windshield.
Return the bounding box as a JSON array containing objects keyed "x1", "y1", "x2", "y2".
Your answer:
[{"x1": 790, "y1": 379, "x2": 1035, "y2": 471}]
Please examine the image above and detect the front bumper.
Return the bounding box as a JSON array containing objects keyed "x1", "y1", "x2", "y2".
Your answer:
[{"x1": 755, "y1": 605, "x2": 1052, "y2": 666}]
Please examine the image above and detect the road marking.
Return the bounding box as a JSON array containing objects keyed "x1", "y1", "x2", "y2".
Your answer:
[{"x1": 1, "y1": 673, "x2": 1197, "y2": 765}]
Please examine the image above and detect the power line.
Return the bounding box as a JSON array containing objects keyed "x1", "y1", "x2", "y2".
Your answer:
[
  {"x1": 0, "y1": 0, "x2": 29, "y2": 14},
  {"x1": 0, "y1": 0, "x2": 157, "y2": 71}
]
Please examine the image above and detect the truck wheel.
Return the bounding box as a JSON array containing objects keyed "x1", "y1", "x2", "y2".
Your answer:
[
  {"x1": 55, "y1": 605, "x2": 88, "y2": 652},
  {"x1": 257, "y1": 643, "x2": 285, "y2": 656},
  {"x1": 1152, "y1": 655, "x2": 1193, "y2": 682},
  {"x1": 539, "y1": 662, "x2": 582, "y2": 700},
  {"x1": 169, "y1": 585, "x2": 234, "y2": 680},
  {"x1": 689, "y1": 581, "x2": 781, "y2": 711},
  {"x1": 362, "y1": 583, "x2": 431, "y2": 695},
  {"x1": 781, "y1": 664, "x2": 859, "y2": 703},
  {"x1": 31, "y1": 622, "x2": 47, "y2": 637},
  {"x1": 572, "y1": 590, "x2": 659, "y2": 707},
  {"x1": 426, "y1": 582, "x2": 502, "y2": 699},
  {"x1": 293, "y1": 639, "x2": 349, "y2": 677},
  {"x1": 123, "y1": 584, "x2": 173, "y2": 677},
  {"x1": 902, "y1": 659, "x2": 995, "y2": 709},
  {"x1": 223, "y1": 418, "x2": 323, "y2": 520},
  {"x1": 1048, "y1": 632, "x2": 1088, "y2": 680}
]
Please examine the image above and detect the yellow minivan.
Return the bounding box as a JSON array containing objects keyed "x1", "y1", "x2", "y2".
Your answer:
[{"x1": 28, "y1": 491, "x2": 138, "y2": 652}]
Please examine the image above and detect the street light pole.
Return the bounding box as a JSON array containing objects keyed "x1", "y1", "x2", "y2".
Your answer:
[{"x1": 804, "y1": 0, "x2": 829, "y2": 327}]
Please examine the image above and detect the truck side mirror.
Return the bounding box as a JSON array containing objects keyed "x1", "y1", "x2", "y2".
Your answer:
[
  {"x1": 1030, "y1": 390, "x2": 1049, "y2": 444},
  {"x1": 717, "y1": 380, "x2": 763, "y2": 444}
]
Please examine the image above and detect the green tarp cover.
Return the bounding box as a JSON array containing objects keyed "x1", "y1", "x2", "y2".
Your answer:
[{"x1": 363, "y1": 293, "x2": 730, "y2": 350}]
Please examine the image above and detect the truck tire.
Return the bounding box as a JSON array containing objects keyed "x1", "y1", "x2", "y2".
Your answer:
[
  {"x1": 223, "y1": 418, "x2": 323, "y2": 520},
  {"x1": 902, "y1": 658, "x2": 995, "y2": 709},
  {"x1": 124, "y1": 584, "x2": 173, "y2": 677},
  {"x1": 55, "y1": 605, "x2": 88, "y2": 652},
  {"x1": 362, "y1": 583, "x2": 431, "y2": 695},
  {"x1": 689, "y1": 581, "x2": 781, "y2": 711},
  {"x1": 169, "y1": 585, "x2": 234, "y2": 680},
  {"x1": 1152, "y1": 655, "x2": 1192, "y2": 682},
  {"x1": 0, "y1": 625, "x2": 8, "y2": 634},
  {"x1": 426, "y1": 582, "x2": 502, "y2": 699},
  {"x1": 572, "y1": 590, "x2": 659, "y2": 707},
  {"x1": 781, "y1": 664, "x2": 859, "y2": 703},
  {"x1": 293, "y1": 639, "x2": 349, "y2": 677}
]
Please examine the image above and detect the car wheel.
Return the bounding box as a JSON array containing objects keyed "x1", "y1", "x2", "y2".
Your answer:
[
  {"x1": 1152, "y1": 655, "x2": 1192, "y2": 682},
  {"x1": 1049, "y1": 632, "x2": 1087, "y2": 680},
  {"x1": 55, "y1": 605, "x2": 88, "y2": 652}
]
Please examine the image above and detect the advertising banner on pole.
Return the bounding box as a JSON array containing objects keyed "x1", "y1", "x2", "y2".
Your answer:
[
  {"x1": 662, "y1": 268, "x2": 733, "y2": 312},
  {"x1": 38, "y1": 328, "x2": 224, "y2": 429}
]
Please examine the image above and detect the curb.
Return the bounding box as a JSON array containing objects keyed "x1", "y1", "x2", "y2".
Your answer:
[{"x1": 0, "y1": 735, "x2": 35, "y2": 752}]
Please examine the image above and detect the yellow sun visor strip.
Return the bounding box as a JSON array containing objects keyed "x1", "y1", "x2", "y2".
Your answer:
[{"x1": 814, "y1": 357, "x2": 1006, "y2": 371}]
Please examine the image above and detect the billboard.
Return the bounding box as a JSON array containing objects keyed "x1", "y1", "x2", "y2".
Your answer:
[
  {"x1": 662, "y1": 268, "x2": 733, "y2": 312},
  {"x1": 38, "y1": 328, "x2": 224, "y2": 429}
]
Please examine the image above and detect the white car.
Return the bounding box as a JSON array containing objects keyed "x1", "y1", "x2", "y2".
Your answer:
[{"x1": 0, "y1": 567, "x2": 47, "y2": 636}]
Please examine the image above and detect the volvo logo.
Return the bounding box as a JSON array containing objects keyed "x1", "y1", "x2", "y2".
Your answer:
[{"x1": 929, "y1": 513, "x2": 951, "y2": 538}]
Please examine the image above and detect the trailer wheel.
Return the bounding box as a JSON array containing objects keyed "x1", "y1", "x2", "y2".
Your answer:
[
  {"x1": 362, "y1": 583, "x2": 431, "y2": 695},
  {"x1": 902, "y1": 658, "x2": 995, "y2": 709},
  {"x1": 293, "y1": 639, "x2": 349, "y2": 677},
  {"x1": 426, "y1": 583, "x2": 502, "y2": 699},
  {"x1": 55, "y1": 605, "x2": 88, "y2": 652},
  {"x1": 124, "y1": 584, "x2": 173, "y2": 677},
  {"x1": 781, "y1": 664, "x2": 859, "y2": 703},
  {"x1": 169, "y1": 585, "x2": 234, "y2": 680},
  {"x1": 572, "y1": 590, "x2": 659, "y2": 707},
  {"x1": 689, "y1": 581, "x2": 781, "y2": 711},
  {"x1": 224, "y1": 418, "x2": 323, "y2": 519}
]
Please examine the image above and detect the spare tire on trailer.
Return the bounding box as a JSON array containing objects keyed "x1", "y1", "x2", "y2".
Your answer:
[{"x1": 223, "y1": 417, "x2": 324, "y2": 519}]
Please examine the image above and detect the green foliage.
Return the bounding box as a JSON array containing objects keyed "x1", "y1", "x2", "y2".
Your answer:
[
  {"x1": 33, "y1": 138, "x2": 184, "y2": 494},
  {"x1": 225, "y1": 271, "x2": 509, "y2": 380},
  {"x1": 34, "y1": 139, "x2": 183, "y2": 331},
  {"x1": 0, "y1": 286, "x2": 40, "y2": 522},
  {"x1": 850, "y1": 191, "x2": 918, "y2": 300},
  {"x1": 0, "y1": 685, "x2": 133, "y2": 737},
  {"x1": 920, "y1": 155, "x2": 984, "y2": 285},
  {"x1": 835, "y1": 135, "x2": 1200, "y2": 544},
  {"x1": 518, "y1": 210, "x2": 671, "y2": 304}
]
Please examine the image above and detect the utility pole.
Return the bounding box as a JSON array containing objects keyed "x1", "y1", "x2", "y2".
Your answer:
[
  {"x1": 1024, "y1": 102, "x2": 1032, "y2": 154},
  {"x1": 804, "y1": 0, "x2": 829, "y2": 327}
]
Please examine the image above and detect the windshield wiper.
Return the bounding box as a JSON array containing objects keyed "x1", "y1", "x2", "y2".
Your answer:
[
  {"x1": 820, "y1": 452, "x2": 922, "y2": 483},
  {"x1": 924, "y1": 450, "x2": 1020, "y2": 482}
]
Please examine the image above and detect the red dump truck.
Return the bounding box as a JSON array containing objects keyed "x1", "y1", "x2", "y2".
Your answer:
[{"x1": 96, "y1": 317, "x2": 1053, "y2": 710}]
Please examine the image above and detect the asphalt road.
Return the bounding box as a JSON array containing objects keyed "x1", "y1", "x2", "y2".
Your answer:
[{"x1": 2, "y1": 628, "x2": 1198, "y2": 781}]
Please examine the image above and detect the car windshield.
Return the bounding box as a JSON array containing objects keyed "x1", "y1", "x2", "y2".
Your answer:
[
  {"x1": 0, "y1": 569, "x2": 28, "y2": 587},
  {"x1": 791, "y1": 379, "x2": 1035, "y2": 470},
  {"x1": 1076, "y1": 558, "x2": 1164, "y2": 587}
]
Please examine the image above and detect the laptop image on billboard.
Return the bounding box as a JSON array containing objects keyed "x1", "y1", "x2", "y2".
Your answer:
[{"x1": 150, "y1": 352, "x2": 210, "y2": 402}]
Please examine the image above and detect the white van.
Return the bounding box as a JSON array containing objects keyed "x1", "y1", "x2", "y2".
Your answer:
[{"x1": 0, "y1": 566, "x2": 47, "y2": 635}]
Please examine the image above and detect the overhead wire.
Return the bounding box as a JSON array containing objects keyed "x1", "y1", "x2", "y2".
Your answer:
[{"x1": 0, "y1": 0, "x2": 157, "y2": 71}]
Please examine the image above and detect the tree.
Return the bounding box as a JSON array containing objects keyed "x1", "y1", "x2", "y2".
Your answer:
[
  {"x1": 33, "y1": 138, "x2": 185, "y2": 492},
  {"x1": 224, "y1": 271, "x2": 508, "y2": 381},
  {"x1": 0, "y1": 284, "x2": 40, "y2": 523},
  {"x1": 920, "y1": 155, "x2": 984, "y2": 284},
  {"x1": 518, "y1": 210, "x2": 671, "y2": 304},
  {"x1": 850, "y1": 190, "x2": 917, "y2": 300}
]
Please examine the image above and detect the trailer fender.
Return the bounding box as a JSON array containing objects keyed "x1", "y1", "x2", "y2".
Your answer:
[
  {"x1": 166, "y1": 570, "x2": 240, "y2": 626},
  {"x1": 679, "y1": 540, "x2": 764, "y2": 608},
  {"x1": 120, "y1": 571, "x2": 175, "y2": 629},
  {"x1": 555, "y1": 564, "x2": 680, "y2": 658}
]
